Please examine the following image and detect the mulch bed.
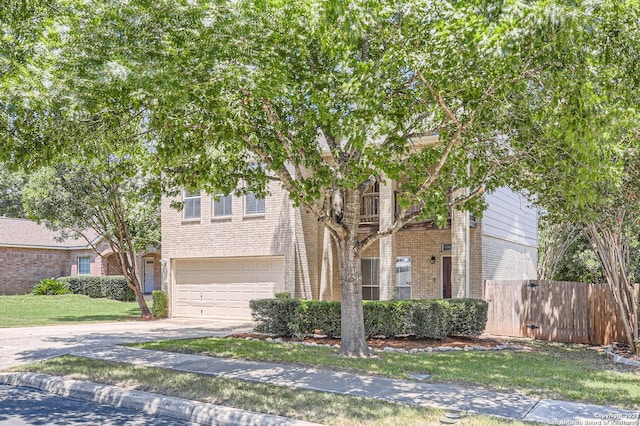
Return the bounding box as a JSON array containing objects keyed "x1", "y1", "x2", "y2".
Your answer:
[
  {"x1": 611, "y1": 343, "x2": 640, "y2": 362},
  {"x1": 228, "y1": 333, "x2": 506, "y2": 350},
  {"x1": 128, "y1": 314, "x2": 157, "y2": 321}
]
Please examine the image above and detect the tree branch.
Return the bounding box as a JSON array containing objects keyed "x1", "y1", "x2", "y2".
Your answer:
[{"x1": 242, "y1": 135, "x2": 346, "y2": 239}]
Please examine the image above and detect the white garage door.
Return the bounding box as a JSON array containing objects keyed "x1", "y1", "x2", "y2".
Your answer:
[{"x1": 173, "y1": 257, "x2": 284, "y2": 320}]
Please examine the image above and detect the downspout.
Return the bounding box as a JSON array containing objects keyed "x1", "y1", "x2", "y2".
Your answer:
[
  {"x1": 465, "y1": 161, "x2": 471, "y2": 298},
  {"x1": 465, "y1": 209, "x2": 470, "y2": 298}
]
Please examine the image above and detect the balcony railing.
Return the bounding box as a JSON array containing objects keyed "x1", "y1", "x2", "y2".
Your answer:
[
  {"x1": 360, "y1": 192, "x2": 380, "y2": 224},
  {"x1": 360, "y1": 191, "x2": 420, "y2": 223},
  {"x1": 359, "y1": 191, "x2": 475, "y2": 227}
]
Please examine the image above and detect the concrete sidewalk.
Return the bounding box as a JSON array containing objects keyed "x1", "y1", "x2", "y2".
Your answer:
[{"x1": 56, "y1": 345, "x2": 638, "y2": 425}]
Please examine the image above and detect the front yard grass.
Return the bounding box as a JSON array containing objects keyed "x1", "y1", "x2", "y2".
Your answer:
[
  {"x1": 0, "y1": 294, "x2": 140, "y2": 327},
  {"x1": 11, "y1": 355, "x2": 535, "y2": 426},
  {"x1": 130, "y1": 337, "x2": 640, "y2": 409}
]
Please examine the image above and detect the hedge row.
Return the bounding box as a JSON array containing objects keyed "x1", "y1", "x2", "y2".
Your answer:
[
  {"x1": 250, "y1": 298, "x2": 488, "y2": 339},
  {"x1": 58, "y1": 276, "x2": 136, "y2": 301}
]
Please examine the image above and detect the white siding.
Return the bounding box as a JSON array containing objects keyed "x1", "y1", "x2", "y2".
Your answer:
[
  {"x1": 482, "y1": 236, "x2": 537, "y2": 280},
  {"x1": 481, "y1": 187, "x2": 538, "y2": 281},
  {"x1": 482, "y1": 187, "x2": 538, "y2": 247}
]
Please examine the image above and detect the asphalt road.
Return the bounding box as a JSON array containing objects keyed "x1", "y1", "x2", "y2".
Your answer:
[{"x1": 0, "y1": 384, "x2": 196, "y2": 425}]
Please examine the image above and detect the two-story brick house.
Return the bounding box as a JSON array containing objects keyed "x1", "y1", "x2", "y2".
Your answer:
[
  {"x1": 161, "y1": 173, "x2": 538, "y2": 320},
  {"x1": 0, "y1": 217, "x2": 161, "y2": 295}
]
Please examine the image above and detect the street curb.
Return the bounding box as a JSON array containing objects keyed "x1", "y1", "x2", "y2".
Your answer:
[{"x1": 0, "y1": 372, "x2": 319, "y2": 426}]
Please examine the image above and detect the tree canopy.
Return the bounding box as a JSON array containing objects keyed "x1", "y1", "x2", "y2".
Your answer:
[
  {"x1": 1, "y1": 0, "x2": 161, "y2": 316},
  {"x1": 0, "y1": 162, "x2": 27, "y2": 218},
  {"x1": 2, "y1": 0, "x2": 638, "y2": 354}
]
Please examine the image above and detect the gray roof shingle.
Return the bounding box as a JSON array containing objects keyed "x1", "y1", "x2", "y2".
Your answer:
[{"x1": 0, "y1": 217, "x2": 98, "y2": 249}]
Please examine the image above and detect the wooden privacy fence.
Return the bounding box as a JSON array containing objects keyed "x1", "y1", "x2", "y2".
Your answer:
[{"x1": 484, "y1": 280, "x2": 632, "y2": 345}]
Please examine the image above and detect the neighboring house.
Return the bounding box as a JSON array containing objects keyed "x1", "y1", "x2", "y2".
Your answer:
[
  {"x1": 161, "y1": 172, "x2": 538, "y2": 320},
  {"x1": 0, "y1": 217, "x2": 161, "y2": 295}
]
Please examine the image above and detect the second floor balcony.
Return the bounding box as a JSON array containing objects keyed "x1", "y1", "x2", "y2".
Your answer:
[{"x1": 359, "y1": 190, "x2": 475, "y2": 229}]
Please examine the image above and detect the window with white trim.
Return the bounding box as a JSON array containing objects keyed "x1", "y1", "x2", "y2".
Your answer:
[
  {"x1": 213, "y1": 194, "x2": 232, "y2": 217},
  {"x1": 77, "y1": 256, "x2": 91, "y2": 275},
  {"x1": 245, "y1": 192, "x2": 265, "y2": 215},
  {"x1": 361, "y1": 258, "x2": 380, "y2": 300},
  {"x1": 183, "y1": 189, "x2": 201, "y2": 220}
]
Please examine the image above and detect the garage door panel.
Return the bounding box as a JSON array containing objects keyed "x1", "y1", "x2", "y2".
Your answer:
[{"x1": 174, "y1": 257, "x2": 284, "y2": 320}]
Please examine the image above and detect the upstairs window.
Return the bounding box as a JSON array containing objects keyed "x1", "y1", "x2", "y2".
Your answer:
[
  {"x1": 245, "y1": 192, "x2": 265, "y2": 215},
  {"x1": 183, "y1": 190, "x2": 201, "y2": 220},
  {"x1": 213, "y1": 194, "x2": 233, "y2": 217},
  {"x1": 244, "y1": 162, "x2": 266, "y2": 215}
]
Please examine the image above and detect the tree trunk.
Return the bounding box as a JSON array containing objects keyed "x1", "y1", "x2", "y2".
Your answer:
[
  {"x1": 336, "y1": 239, "x2": 370, "y2": 357},
  {"x1": 128, "y1": 271, "x2": 151, "y2": 317},
  {"x1": 110, "y1": 195, "x2": 152, "y2": 317},
  {"x1": 336, "y1": 187, "x2": 371, "y2": 357},
  {"x1": 585, "y1": 223, "x2": 638, "y2": 353},
  {"x1": 118, "y1": 247, "x2": 152, "y2": 317},
  {"x1": 538, "y1": 222, "x2": 579, "y2": 280}
]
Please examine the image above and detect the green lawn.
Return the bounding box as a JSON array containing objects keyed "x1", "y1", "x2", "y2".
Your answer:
[
  {"x1": 12, "y1": 355, "x2": 535, "y2": 426},
  {"x1": 0, "y1": 294, "x2": 140, "y2": 327},
  {"x1": 131, "y1": 337, "x2": 640, "y2": 409}
]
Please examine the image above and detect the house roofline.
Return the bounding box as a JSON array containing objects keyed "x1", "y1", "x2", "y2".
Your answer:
[
  {"x1": 0, "y1": 243, "x2": 95, "y2": 251},
  {"x1": 0, "y1": 234, "x2": 104, "y2": 251}
]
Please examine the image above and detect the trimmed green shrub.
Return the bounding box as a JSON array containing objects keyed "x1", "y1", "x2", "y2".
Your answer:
[
  {"x1": 290, "y1": 300, "x2": 342, "y2": 338},
  {"x1": 249, "y1": 297, "x2": 488, "y2": 340},
  {"x1": 59, "y1": 276, "x2": 103, "y2": 298},
  {"x1": 446, "y1": 299, "x2": 488, "y2": 337},
  {"x1": 363, "y1": 300, "x2": 411, "y2": 338},
  {"x1": 275, "y1": 292, "x2": 292, "y2": 299},
  {"x1": 58, "y1": 275, "x2": 135, "y2": 301},
  {"x1": 250, "y1": 298, "x2": 301, "y2": 336},
  {"x1": 101, "y1": 276, "x2": 135, "y2": 301},
  {"x1": 32, "y1": 278, "x2": 71, "y2": 295},
  {"x1": 410, "y1": 300, "x2": 451, "y2": 340},
  {"x1": 152, "y1": 290, "x2": 169, "y2": 318}
]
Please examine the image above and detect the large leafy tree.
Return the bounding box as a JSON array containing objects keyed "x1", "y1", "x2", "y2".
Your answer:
[
  {"x1": 523, "y1": 1, "x2": 640, "y2": 352},
  {"x1": 0, "y1": 0, "x2": 160, "y2": 316},
  {"x1": 2, "y1": 0, "x2": 630, "y2": 356},
  {"x1": 540, "y1": 158, "x2": 640, "y2": 354},
  {"x1": 22, "y1": 159, "x2": 160, "y2": 316},
  {"x1": 140, "y1": 0, "x2": 585, "y2": 356},
  {"x1": 549, "y1": 232, "x2": 604, "y2": 285}
]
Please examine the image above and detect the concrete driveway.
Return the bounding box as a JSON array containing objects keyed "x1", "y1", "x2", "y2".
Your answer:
[{"x1": 0, "y1": 318, "x2": 254, "y2": 370}]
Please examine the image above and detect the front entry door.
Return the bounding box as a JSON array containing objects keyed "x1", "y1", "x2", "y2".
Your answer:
[
  {"x1": 442, "y1": 256, "x2": 452, "y2": 299},
  {"x1": 143, "y1": 258, "x2": 155, "y2": 294}
]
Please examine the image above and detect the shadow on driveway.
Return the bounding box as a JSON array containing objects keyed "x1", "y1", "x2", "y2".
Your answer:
[{"x1": 0, "y1": 320, "x2": 254, "y2": 370}]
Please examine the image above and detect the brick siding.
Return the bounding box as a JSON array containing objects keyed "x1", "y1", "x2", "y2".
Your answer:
[
  {"x1": 481, "y1": 234, "x2": 537, "y2": 281},
  {"x1": 0, "y1": 247, "x2": 71, "y2": 295},
  {"x1": 361, "y1": 227, "x2": 479, "y2": 300},
  {"x1": 162, "y1": 181, "x2": 311, "y2": 299},
  {"x1": 1, "y1": 238, "x2": 158, "y2": 295}
]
